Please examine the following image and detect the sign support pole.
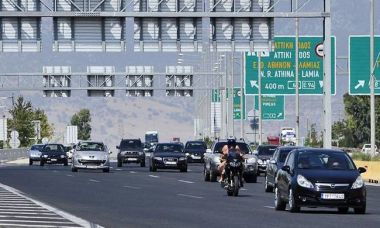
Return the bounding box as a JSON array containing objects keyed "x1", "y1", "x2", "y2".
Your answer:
[
  {"x1": 258, "y1": 52, "x2": 263, "y2": 145},
  {"x1": 323, "y1": 0, "x2": 332, "y2": 148},
  {"x1": 370, "y1": 0, "x2": 376, "y2": 157},
  {"x1": 240, "y1": 53, "x2": 244, "y2": 140},
  {"x1": 295, "y1": 0, "x2": 300, "y2": 146}
]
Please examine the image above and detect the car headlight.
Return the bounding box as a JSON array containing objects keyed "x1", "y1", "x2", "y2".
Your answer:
[
  {"x1": 258, "y1": 159, "x2": 263, "y2": 164},
  {"x1": 179, "y1": 157, "x2": 186, "y2": 161},
  {"x1": 213, "y1": 156, "x2": 221, "y2": 164},
  {"x1": 297, "y1": 175, "x2": 314, "y2": 189},
  {"x1": 247, "y1": 157, "x2": 257, "y2": 164},
  {"x1": 60, "y1": 155, "x2": 65, "y2": 158},
  {"x1": 154, "y1": 157, "x2": 162, "y2": 161},
  {"x1": 43, "y1": 155, "x2": 48, "y2": 158},
  {"x1": 185, "y1": 153, "x2": 190, "y2": 156},
  {"x1": 351, "y1": 176, "x2": 364, "y2": 189}
]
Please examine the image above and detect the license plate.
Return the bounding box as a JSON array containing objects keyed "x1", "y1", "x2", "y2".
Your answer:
[
  {"x1": 321, "y1": 193, "x2": 345, "y2": 200},
  {"x1": 165, "y1": 161, "x2": 177, "y2": 165},
  {"x1": 127, "y1": 158, "x2": 138, "y2": 161},
  {"x1": 192, "y1": 156, "x2": 201, "y2": 159},
  {"x1": 51, "y1": 159, "x2": 57, "y2": 162}
]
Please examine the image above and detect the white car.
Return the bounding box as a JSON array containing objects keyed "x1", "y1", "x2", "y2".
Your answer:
[
  {"x1": 28, "y1": 144, "x2": 44, "y2": 165},
  {"x1": 361, "y1": 144, "x2": 378, "y2": 154},
  {"x1": 71, "y1": 141, "x2": 111, "y2": 172}
]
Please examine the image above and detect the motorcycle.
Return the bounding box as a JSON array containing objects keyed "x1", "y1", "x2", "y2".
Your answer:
[{"x1": 224, "y1": 151, "x2": 243, "y2": 197}]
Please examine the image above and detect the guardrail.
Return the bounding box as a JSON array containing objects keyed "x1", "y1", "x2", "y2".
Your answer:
[{"x1": 0, "y1": 149, "x2": 28, "y2": 163}]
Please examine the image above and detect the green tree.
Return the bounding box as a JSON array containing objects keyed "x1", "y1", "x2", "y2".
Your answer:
[
  {"x1": 70, "y1": 109, "x2": 92, "y2": 140},
  {"x1": 33, "y1": 109, "x2": 54, "y2": 142},
  {"x1": 7, "y1": 97, "x2": 35, "y2": 147},
  {"x1": 305, "y1": 123, "x2": 322, "y2": 147}
]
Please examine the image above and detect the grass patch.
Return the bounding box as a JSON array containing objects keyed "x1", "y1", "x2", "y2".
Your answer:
[{"x1": 351, "y1": 152, "x2": 380, "y2": 161}]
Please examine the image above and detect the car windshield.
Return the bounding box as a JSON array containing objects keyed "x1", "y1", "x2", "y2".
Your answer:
[
  {"x1": 42, "y1": 144, "x2": 64, "y2": 153},
  {"x1": 297, "y1": 150, "x2": 355, "y2": 170},
  {"x1": 257, "y1": 146, "x2": 277, "y2": 156},
  {"x1": 214, "y1": 142, "x2": 250, "y2": 154},
  {"x1": 77, "y1": 142, "x2": 105, "y2": 152},
  {"x1": 279, "y1": 149, "x2": 293, "y2": 162},
  {"x1": 120, "y1": 140, "x2": 141, "y2": 150},
  {"x1": 155, "y1": 144, "x2": 183, "y2": 153},
  {"x1": 186, "y1": 142, "x2": 206, "y2": 150},
  {"x1": 31, "y1": 145, "x2": 44, "y2": 151}
]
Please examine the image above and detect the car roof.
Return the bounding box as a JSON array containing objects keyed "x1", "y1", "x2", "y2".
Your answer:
[
  {"x1": 78, "y1": 141, "x2": 104, "y2": 144},
  {"x1": 292, "y1": 148, "x2": 345, "y2": 154},
  {"x1": 186, "y1": 140, "x2": 205, "y2": 143},
  {"x1": 277, "y1": 146, "x2": 304, "y2": 150}
]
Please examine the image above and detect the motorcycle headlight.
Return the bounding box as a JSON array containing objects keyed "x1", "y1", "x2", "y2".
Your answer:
[
  {"x1": 60, "y1": 155, "x2": 65, "y2": 159},
  {"x1": 43, "y1": 155, "x2": 48, "y2": 158},
  {"x1": 154, "y1": 157, "x2": 162, "y2": 161},
  {"x1": 297, "y1": 175, "x2": 314, "y2": 189},
  {"x1": 351, "y1": 176, "x2": 364, "y2": 189},
  {"x1": 247, "y1": 157, "x2": 257, "y2": 164},
  {"x1": 179, "y1": 157, "x2": 186, "y2": 161},
  {"x1": 258, "y1": 159, "x2": 263, "y2": 164}
]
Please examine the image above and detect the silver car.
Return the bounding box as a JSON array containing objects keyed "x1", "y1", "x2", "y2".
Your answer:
[
  {"x1": 28, "y1": 144, "x2": 44, "y2": 165},
  {"x1": 71, "y1": 141, "x2": 111, "y2": 172}
]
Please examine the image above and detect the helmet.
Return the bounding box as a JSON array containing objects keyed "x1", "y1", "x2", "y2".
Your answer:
[{"x1": 227, "y1": 138, "x2": 236, "y2": 148}]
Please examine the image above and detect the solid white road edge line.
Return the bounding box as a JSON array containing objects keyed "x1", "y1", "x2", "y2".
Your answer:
[{"x1": 0, "y1": 182, "x2": 103, "y2": 228}]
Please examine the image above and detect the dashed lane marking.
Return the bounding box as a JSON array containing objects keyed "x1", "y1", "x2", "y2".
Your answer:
[
  {"x1": 123, "y1": 185, "x2": 141, "y2": 190},
  {"x1": 264, "y1": 206, "x2": 275, "y2": 209},
  {"x1": 177, "y1": 194, "x2": 203, "y2": 199},
  {"x1": 89, "y1": 179, "x2": 100, "y2": 183},
  {"x1": 178, "y1": 180, "x2": 194, "y2": 184},
  {"x1": 149, "y1": 175, "x2": 159, "y2": 178},
  {"x1": 129, "y1": 171, "x2": 136, "y2": 174}
]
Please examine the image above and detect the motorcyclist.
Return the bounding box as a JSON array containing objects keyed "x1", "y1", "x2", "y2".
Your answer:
[
  {"x1": 218, "y1": 145, "x2": 229, "y2": 183},
  {"x1": 222, "y1": 138, "x2": 244, "y2": 188}
]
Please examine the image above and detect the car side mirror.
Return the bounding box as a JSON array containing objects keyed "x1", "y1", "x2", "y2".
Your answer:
[
  {"x1": 206, "y1": 149, "x2": 212, "y2": 153},
  {"x1": 281, "y1": 165, "x2": 291, "y2": 173},
  {"x1": 116, "y1": 146, "x2": 120, "y2": 149},
  {"x1": 109, "y1": 150, "x2": 112, "y2": 154},
  {"x1": 358, "y1": 167, "x2": 366, "y2": 173}
]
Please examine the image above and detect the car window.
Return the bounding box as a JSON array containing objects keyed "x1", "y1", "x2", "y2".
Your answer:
[
  {"x1": 285, "y1": 152, "x2": 295, "y2": 170},
  {"x1": 185, "y1": 142, "x2": 206, "y2": 149},
  {"x1": 257, "y1": 146, "x2": 277, "y2": 156},
  {"x1": 77, "y1": 142, "x2": 105, "y2": 152},
  {"x1": 120, "y1": 140, "x2": 142, "y2": 150},
  {"x1": 296, "y1": 150, "x2": 355, "y2": 170},
  {"x1": 31, "y1": 145, "x2": 44, "y2": 151},
  {"x1": 278, "y1": 149, "x2": 295, "y2": 163},
  {"x1": 155, "y1": 144, "x2": 184, "y2": 153},
  {"x1": 43, "y1": 144, "x2": 64, "y2": 153}
]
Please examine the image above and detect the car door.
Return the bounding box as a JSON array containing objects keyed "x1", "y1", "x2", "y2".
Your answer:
[
  {"x1": 267, "y1": 149, "x2": 278, "y2": 184},
  {"x1": 278, "y1": 151, "x2": 295, "y2": 198}
]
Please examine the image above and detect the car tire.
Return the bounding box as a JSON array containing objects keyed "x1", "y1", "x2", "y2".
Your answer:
[
  {"x1": 204, "y1": 166, "x2": 210, "y2": 182},
  {"x1": 71, "y1": 167, "x2": 78, "y2": 172},
  {"x1": 227, "y1": 191, "x2": 233, "y2": 196},
  {"x1": 40, "y1": 161, "x2": 44, "y2": 166},
  {"x1": 180, "y1": 167, "x2": 188, "y2": 172},
  {"x1": 151, "y1": 165, "x2": 157, "y2": 172},
  {"x1": 274, "y1": 187, "x2": 286, "y2": 211},
  {"x1": 265, "y1": 175, "x2": 273, "y2": 192},
  {"x1": 29, "y1": 159, "x2": 33, "y2": 166},
  {"x1": 354, "y1": 203, "x2": 366, "y2": 214},
  {"x1": 288, "y1": 189, "x2": 300, "y2": 213},
  {"x1": 338, "y1": 207, "x2": 349, "y2": 214},
  {"x1": 63, "y1": 160, "x2": 68, "y2": 166},
  {"x1": 103, "y1": 168, "x2": 110, "y2": 173},
  {"x1": 117, "y1": 159, "x2": 122, "y2": 167},
  {"x1": 210, "y1": 171, "x2": 217, "y2": 182},
  {"x1": 140, "y1": 161, "x2": 146, "y2": 167}
]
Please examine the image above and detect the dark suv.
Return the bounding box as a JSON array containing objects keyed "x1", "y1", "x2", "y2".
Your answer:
[{"x1": 117, "y1": 139, "x2": 145, "y2": 167}]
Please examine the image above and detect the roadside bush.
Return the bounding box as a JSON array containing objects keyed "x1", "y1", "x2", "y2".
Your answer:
[{"x1": 351, "y1": 152, "x2": 379, "y2": 161}]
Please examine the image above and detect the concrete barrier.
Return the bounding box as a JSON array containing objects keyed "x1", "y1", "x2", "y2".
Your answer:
[
  {"x1": 0, "y1": 149, "x2": 28, "y2": 163},
  {"x1": 354, "y1": 160, "x2": 380, "y2": 183}
]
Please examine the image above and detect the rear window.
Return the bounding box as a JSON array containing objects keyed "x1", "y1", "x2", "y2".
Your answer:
[
  {"x1": 31, "y1": 145, "x2": 44, "y2": 151},
  {"x1": 185, "y1": 142, "x2": 206, "y2": 150},
  {"x1": 257, "y1": 146, "x2": 277, "y2": 156}
]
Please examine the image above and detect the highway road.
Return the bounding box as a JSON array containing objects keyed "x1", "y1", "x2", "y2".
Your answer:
[{"x1": 0, "y1": 161, "x2": 379, "y2": 228}]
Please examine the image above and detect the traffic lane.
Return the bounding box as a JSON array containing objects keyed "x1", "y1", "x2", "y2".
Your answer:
[{"x1": 0, "y1": 164, "x2": 380, "y2": 228}]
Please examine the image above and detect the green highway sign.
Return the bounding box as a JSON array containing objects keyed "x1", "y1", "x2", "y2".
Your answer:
[
  {"x1": 254, "y1": 95, "x2": 285, "y2": 120},
  {"x1": 245, "y1": 36, "x2": 336, "y2": 95},
  {"x1": 233, "y1": 88, "x2": 245, "y2": 120},
  {"x1": 349, "y1": 36, "x2": 380, "y2": 95},
  {"x1": 212, "y1": 89, "x2": 221, "y2": 102}
]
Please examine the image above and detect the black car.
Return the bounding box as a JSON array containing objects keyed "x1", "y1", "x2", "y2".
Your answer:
[
  {"x1": 117, "y1": 139, "x2": 145, "y2": 167},
  {"x1": 255, "y1": 145, "x2": 278, "y2": 174},
  {"x1": 184, "y1": 141, "x2": 207, "y2": 163},
  {"x1": 275, "y1": 148, "x2": 366, "y2": 214},
  {"x1": 265, "y1": 146, "x2": 303, "y2": 192},
  {"x1": 40, "y1": 144, "x2": 68, "y2": 166},
  {"x1": 149, "y1": 143, "x2": 187, "y2": 172}
]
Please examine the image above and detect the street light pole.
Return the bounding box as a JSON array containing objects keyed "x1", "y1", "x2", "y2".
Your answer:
[
  {"x1": 370, "y1": 0, "x2": 376, "y2": 157},
  {"x1": 295, "y1": 0, "x2": 300, "y2": 146}
]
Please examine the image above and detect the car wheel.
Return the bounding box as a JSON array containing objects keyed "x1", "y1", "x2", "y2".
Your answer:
[
  {"x1": 63, "y1": 160, "x2": 68, "y2": 166},
  {"x1": 40, "y1": 161, "x2": 44, "y2": 166},
  {"x1": 140, "y1": 161, "x2": 146, "y2": 167},
  {"x1": 71, "y1": 167, "x2": 78, "y2": 172},
  {"x1": 288, "y1": 189, "x2": 300, "y2": 213},
  {"x1": 274, "y1": 187, "x2": 286, "y2": 211},
  {"x1": 29, "y1": 159, "x2": 33, "y2": 166},
  {"x1": 354, "y1": 203, "x2": 366, "y2": 214},
  {"x1": 209, "y1": 169, "x2": 217, "y2": 182},
  {"x1": 227, "y1": 190, "x2": 233, "y2": 196},
  {"x1": 152, "y1": 165, "x2": 157, "y2": 172},
  {"x1": 103, "y1": 168, "x2": 110, "y2": 173},
  {"x1": 265, "y1": 175, "x2": 273, "y2": 192},
  {"x1": 338, "y1": 207, "x2": 349, "y2": 214},
  {"x1": 117, "y1": 159, "x2": 122, "y2": 167},
  {"x1": 180, "y1": 167, "x2": 188, "y2": 172},
  {"x1": 204, "y1": 166, "x2": 210, "y2": 182}
]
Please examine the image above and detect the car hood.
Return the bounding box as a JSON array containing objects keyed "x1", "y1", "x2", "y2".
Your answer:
[
  {"x1": 29, "y1": 150, "x2": 41, "y2": 154},
  {"x1": 153, "y1": 152, "x2": 186, "y2": 158},
  {"x1": 298, "y1": 169, "x2": 359, "y2": 184},
  {"x1": 120, "y1": 148, "x2": 143, "y2": 152},
  {"x1": 41, "y1": 152, "x2": 65, "y2": 156},
  {"x1": 75, "y1": 151, "x2": 108, "y2": 159},
  {"x1": 184, "y1": 148, "x2": 206, "y2": 154}
]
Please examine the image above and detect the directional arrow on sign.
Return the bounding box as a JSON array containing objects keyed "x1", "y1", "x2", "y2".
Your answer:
[
  {"x1": 277, "y1": 113, "x2": 283, "y2": 118},
  {"x1": 250, "y1": 80, "x2": 259, "y2": 89},
  {"x1": 355, "y1": 80, "x2": 366, "y2": 90},
  {"x1": 319, "y1": 81, "x2": 324, "y2": 88}
]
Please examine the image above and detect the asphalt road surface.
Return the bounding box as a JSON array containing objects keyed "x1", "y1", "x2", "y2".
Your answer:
[{"x1": 0, "y1": 161, "x2": 379, "y2": 228}]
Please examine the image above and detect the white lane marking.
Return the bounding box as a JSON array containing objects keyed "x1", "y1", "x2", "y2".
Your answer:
[
  {"x1": 0, "y1": 208, "x2": 49, "y2": 212},
  {"x1": 241, "y1": 188, "x2": 248, "y2": 191},
  {"x1": 149, "y1": 175, "x2": 159, "y2": 178},
  {"x1": 0, "y1": 224, "x2": 77, "y2": 228},
  {"x1": 0, "y1": 215, "x2": 66, "y2": 220},
  {"x1": 177, "y1": 194, "x2": 203, "y2": 199},
  {"x1": 89, "y1": 179, "x2": 100, "y2": 183},
  {"x1": 52, "y1": 170, "x2": 58, "y2": 173},
  {"x1": 188, "y1": 169, "x2": 193, "y2": 172},
  {"x1": 129, "y1": 171, "x2": 136, "y2": 174},
  {"x1": 123, "y1": 185, "x2": 141, "y2": 190},
  {"x1": 66, "y1": 174, "x2": 73, "y2": 177},
  {"x1": 0, "y1": 183, "x2": 103, "y2": 228},
  {"x1": 0, "y1": 203, "x2": 36, "y2": 206},
  {"x1": 178, "y1": 180, "x2": 194, "y2": 184},
  {"x1": 115, "y1": 169, "x2": 123, "y2": 171},
  {"x1": 0, "y1": 206, "x2": 45, "y2": 209},
  {"x1": 0, "y1": 212, "x2": 55, "y2": 216},
  {"x1": 0, "y1": 219, "x2": 74, "y2": 224},
  {"x1": 264, "y1": 206, "x2": 275, "y2": 209}
]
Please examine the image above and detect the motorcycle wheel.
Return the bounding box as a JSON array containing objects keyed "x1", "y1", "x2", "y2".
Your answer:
[
  {"x1": 233, "y1": 176, "x2": 240, "y2": 197},
  {"x1": 227, "y1": 190, "x2": 233, "y2": 196}
]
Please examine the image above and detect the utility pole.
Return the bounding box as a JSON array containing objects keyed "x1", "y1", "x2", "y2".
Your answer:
[
  {"x1": 295, "y1": 0, "x2": 300, "y2": 146},
  {"x1": 370, "y1": 0, "x2": 376, "y2": 157}
]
